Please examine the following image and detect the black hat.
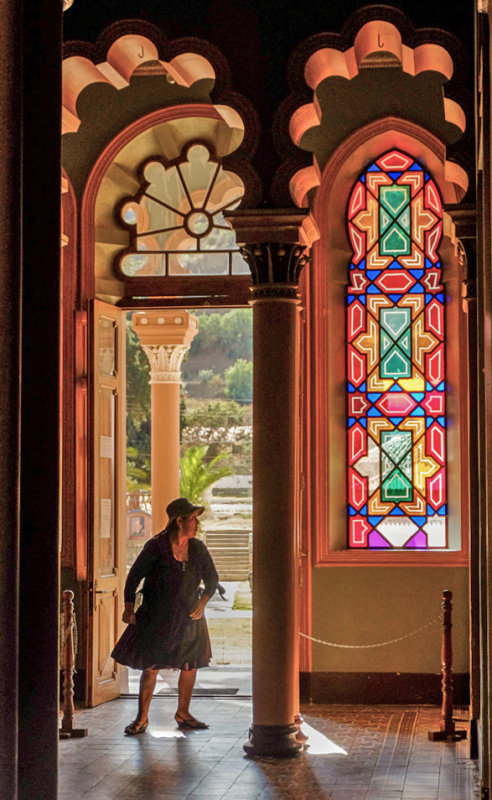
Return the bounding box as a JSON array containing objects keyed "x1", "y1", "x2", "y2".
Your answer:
[{"x1": 166, "y1": 497, "x2": 204, "y2": 522}]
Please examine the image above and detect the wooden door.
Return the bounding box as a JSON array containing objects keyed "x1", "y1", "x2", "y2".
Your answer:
[{"x1": 88, "y1": 300, "x2": 126, "y2": 706}]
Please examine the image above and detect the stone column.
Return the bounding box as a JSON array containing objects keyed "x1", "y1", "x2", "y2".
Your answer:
[
  {"x1": 132, "y1": 311, "x2": 198, "y2": 532},
  {"x1": 227, "y1": 210, "x2": 318, "y2": 757}
]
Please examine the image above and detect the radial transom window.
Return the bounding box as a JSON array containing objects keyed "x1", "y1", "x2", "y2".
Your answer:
[
  {"x1": 346, "y1": 150, "x2": 447, "y2": 550},
  {"x1": 118, "y1": 144, "x2": 248, "y2": 277}
]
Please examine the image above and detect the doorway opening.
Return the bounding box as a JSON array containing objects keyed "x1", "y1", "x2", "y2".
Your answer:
[{"x1": 124, "y1": 306, "x2": 253, "y2": 697}]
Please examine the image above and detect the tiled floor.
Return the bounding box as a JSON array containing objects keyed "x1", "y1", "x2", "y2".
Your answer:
[{"x1": 58, "y1": 699, "x2": 479, "y2": 799}]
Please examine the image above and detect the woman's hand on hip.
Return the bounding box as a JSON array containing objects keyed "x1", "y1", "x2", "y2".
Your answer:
[
  {"x1": 122, "y1": 602, "x2": 136, "y2": 625},
  {"x1": 189, "y1": 595, "x2": 209, "y2": 620}
]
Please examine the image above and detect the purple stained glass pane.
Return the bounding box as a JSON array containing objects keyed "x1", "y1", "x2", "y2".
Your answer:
[
  {"x1": 405, "y1": 531, "x2": 428, "y2": 549},
  {"x1": 368, "y1": 530, "x2": 391, "y2": 548}
]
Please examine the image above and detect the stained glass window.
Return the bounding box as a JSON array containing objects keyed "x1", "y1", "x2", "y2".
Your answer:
[
  {"x1": 118, "y1": 143, "x2": 248, "y2": 277},
  {"x1": 346, "y1": 150, "x2": 447, "y2": 549}
]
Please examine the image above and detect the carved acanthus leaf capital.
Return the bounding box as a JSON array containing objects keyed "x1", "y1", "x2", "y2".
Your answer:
[
  {"x1": 142, "y1": 344, "x2": 190, "y2": 384},
  {"x1": 239, "y1": 242, "x2": 311, "y2": 300}
]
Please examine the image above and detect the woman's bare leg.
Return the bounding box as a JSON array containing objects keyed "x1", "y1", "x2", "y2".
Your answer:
[
  {"x1": 136, "y1": 667, "x2": 159, "y2": 724},
  {"x1": 176, "y1": 667, "x2": 197, "y2": 717}
]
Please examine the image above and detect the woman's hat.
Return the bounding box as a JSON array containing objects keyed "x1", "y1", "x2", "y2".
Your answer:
[{"x1": 166, "y1": 497, "x2": 204, "y2": 521}]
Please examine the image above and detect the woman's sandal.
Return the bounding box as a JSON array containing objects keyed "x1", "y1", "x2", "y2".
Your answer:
[
  {"x1": 124, "y1": 720, "x2": 148, "y2": 736},
  {"x1": 174, "y1": 712, "x2": 208, "y2": 730}
]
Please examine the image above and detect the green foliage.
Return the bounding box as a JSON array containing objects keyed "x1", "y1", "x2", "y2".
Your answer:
[
  {"x1": 126, "y1": 316, "x2": 151, "y2": 489},
  {"x1": 179, "y1": 445, "x2": 233, "y2": 505},
  {"x1": 190, "y1": 309, "x2": 252, "y2": 360},
  {"x1": 224, "y1": 359, "x2": 253, "y2": 403},
  {"x1": 182, "y1": 400, "x2": 245, "y2": 430}
]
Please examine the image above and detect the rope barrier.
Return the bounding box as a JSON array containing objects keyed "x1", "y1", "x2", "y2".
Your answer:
[{"x1": 300, "y1": 614, "x2": 441, "y2": 649}]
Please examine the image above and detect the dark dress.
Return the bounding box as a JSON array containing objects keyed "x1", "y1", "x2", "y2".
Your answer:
[{"x1": 111, "y1": 529, "x2": 218, "y2": 671}]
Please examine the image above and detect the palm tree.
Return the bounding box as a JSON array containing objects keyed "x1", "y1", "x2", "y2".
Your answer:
[{"x1": 179, "y1": 445, "x2": 233, "y2": 506}]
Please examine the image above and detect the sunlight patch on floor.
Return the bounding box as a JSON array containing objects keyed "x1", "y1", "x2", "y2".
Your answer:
[{"x1": 303, "y1": 722, "x2": 348, "y2": 755}]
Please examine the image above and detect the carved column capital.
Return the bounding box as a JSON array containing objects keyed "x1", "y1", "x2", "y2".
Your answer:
[
  {"x1": 141, "y1": 344, "x2": 190, "y2": 384},
  {"x1": 132, "y1": 309, "x2": 198, "y2": 384},
  {"x1": 240, "y1": 242, "x2": 311, "y2": 300},
  {"x1": 225, "y1": 208, "x2": 319, "y2": 302}
]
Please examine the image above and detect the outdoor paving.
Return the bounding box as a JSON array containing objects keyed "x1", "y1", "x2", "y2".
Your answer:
[{"x1": 58, "y1": 699, "x2": 479, "y2": 799}]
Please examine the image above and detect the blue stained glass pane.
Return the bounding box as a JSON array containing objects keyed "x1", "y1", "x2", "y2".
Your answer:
[
  {"x1": 348, "y1": 506, "x2": 357, "y2": 515},
  {"x1": 425, "y1": 173, "x2": 430, "y2": 180},
  {"x1": 389, "y1": 385, "x2": 403, "y2": 392},
  {"x1": 413, "y1": 393, "x2": 425, "y2": 401},
  {"x1": 390, "y1": 507, "x2": 405, "y2": 515},
  {"x1": 369, "y1": 516, "x2": 383, "y2": 525},
  {"x1": 389, "y1": 294, "x2": 403, "y2": 302},
  {"x1": 359, "y1": 259, "x2": 366, "y2": 269},
  {"x1": 389, "y1": 172, "x2": 402, "y2": 179},
  {"x1": 389, "y1": 417, "x2": 403, "y2": 425},
  {"x1": 437, "y1": 381, "x2": 445, "y2": 391},
  {"x1": 438, "y1": 416, "x2": 446, "y2": 426},
  {"x1": 360, "y1": 505, "x2": 367, "y2": 515},
  {"x1": 361, "y1": 175, "x2": 366, "y2": 182},
  {"x1": 438, "y1": 505, "x2": 447, "y2": 515},
  {"x1": 348, "y1": 384, "x2": 356, "y2": 392},
  {"x1": 412, "y1": 517, "x2": 427, "y2": 526},
  {"x1": 410, "y1": 270, "x2": 424, "y2": 278},
  {"x1": 367, "y1": 271, "x2": 381, "y2": 280},
  {"x1": 359, "y1": 295, "x2": 366, "y2": 305},
  {"x1": 348, "y1": 418, "x2": 357, "y2": 427},
  {"x1": 367, "y1": 285, "x2": 380, "y2": 293},
  {"x1": 427, "y1": 505, "x2": 435, "y2": 515},
  {"x1": 410, "y1": 163, "x2": 421, "y2": 171},
  {"x1": 367, "y1": 393, "x2": 381, "y2": 402},
  {"x1": 425, "y1": 294, "x2": 433, "y2": 303},
  {"x1": 436, "y1": 293, "x2": 444, "y2": 302},
  {"x1": 410, "y1": 407, "x2": 425, "y2": 416},
  {"x1": 360, "y1": 418, "x2": 367, "y2": 428},
  {"x1": 347, "y1": 295, "x2": 356, "y2": 304},
  {"x1": 426, "y1": 381, "x2": 434, "y2": 391},
  {"x1": 425, "y1": 418, "x2": 433, "y2": 428},
  {"x1": 368, "y1": 164, "x2": 379, "y2": 172},
  {"x1": 360, "y1": 383, "x2": 366, "y2": 392},
  {"x1": 410, "y1": 284, "x2": 424, "y2": 293},
  {"x1": 425, "y1": 258, "x2": 433, "y2": 268},
  {"x1": 368, "y1": 408, "x2": 382, "y2": 416}
]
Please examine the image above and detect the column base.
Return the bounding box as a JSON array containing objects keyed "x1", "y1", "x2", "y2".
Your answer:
[{"x1": 244, "y1": 723, "x2": 303, "y2": 758}]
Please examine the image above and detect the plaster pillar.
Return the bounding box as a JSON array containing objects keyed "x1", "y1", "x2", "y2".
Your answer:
[
  {"x1": 132, "y1": 311, "x2": 198, "y2": 532},
  {"x1": 227, "y1": 209, "x2": 318, "y2": 757}
]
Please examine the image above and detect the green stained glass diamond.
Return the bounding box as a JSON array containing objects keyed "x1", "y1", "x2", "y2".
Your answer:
[
  {"x1": 380, "y1": 223, "x2": 411, "y2": 256},
  {"x1": 398, "y1": 207, "x2": 411, "y2": 234},
  {"x1": 381, "y1": 347, "x2": 411, "y2": 378},
  {"x1": 381, "y1": 430, "x2": 412, "y2": 463},
  {"x1": 381, "y1": 469, "x2": 413, "y2": 502},
  {"x1": 381, "y1": 332, "x2": 394, "y2": 356},
  {"x1": 380, "y1": 307, "x2": 411, "y2": 339},
  {"x1": 397, "y1": 330, "x2": 412, "y2": 357},
  {"x1": 380, "y1": 185, "x2": 410, "y2": 216}
]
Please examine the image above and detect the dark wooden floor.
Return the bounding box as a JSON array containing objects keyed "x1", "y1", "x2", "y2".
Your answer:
[{"x1": 58, "y1": 699, "x2": 479, "y2": 799}]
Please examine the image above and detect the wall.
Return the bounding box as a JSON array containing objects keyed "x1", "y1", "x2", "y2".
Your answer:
[{"x1": 304, "y1": 565, "x2": 469, "y2": 703}]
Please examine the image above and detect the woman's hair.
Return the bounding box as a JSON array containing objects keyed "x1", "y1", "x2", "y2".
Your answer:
[{"x1": 167, "y1": 518, "x2": 179, "y2": 537}]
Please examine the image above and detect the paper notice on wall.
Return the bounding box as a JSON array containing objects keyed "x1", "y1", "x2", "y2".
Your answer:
[
  {"x1": 100, "y1": 435, "x2": 113, "y2": 459},
  {"x1": 100, "y1": 498, "x2": 111, "y2": 539}
]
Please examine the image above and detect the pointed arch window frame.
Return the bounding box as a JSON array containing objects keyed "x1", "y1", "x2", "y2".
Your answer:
[{"x1": 306, "y1": 119, "x2": 469, "y2": 567}]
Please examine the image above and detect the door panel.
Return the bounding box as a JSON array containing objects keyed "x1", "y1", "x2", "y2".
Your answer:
[{"x1": 89, "y1": 300, "x2": 126, "y2": 706}]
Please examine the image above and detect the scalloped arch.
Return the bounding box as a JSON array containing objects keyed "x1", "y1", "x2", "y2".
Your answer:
[{"x1": 62, "y1": 33, "x2": 216, "y2": 133}]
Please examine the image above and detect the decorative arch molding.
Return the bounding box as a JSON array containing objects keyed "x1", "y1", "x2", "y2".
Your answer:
[
  {"x1": 80, "y1": 104, "x2": 259, "y2": 304},
  {"x1": 308, "y1": 120, "x2": 469, "y2": 566},
  {"x1": 272, "y1": 7, "x2": 469, "y2": 209},
  {"x1": 291, "y1": 117, "x2": 469, "y2": 213}
]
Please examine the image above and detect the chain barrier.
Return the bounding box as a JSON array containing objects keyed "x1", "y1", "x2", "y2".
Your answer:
[{"x1": 300, "y1": 614, "x2": 441, "y2": 649}]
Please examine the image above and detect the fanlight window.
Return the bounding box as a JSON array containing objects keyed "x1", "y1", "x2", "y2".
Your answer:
[
  {"x1": 346, "y1": 150, "x2": 447, "y2": 550},
  {"x1": 118, "y1": 143, "x2": 248, "y2": 277}
]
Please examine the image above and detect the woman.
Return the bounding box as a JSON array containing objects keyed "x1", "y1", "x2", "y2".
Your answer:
[{"x1": 111, "y1": 497, "x2": 218, "y2": 734}]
